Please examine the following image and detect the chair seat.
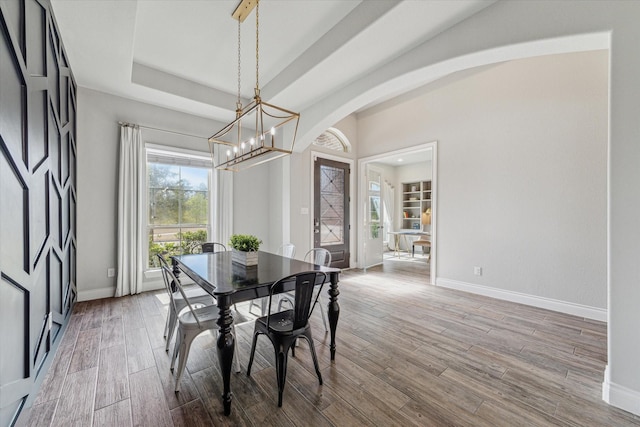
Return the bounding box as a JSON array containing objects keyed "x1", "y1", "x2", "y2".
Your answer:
[
  {"x1": 179, "y1": 305, "x2": 218, "y2": 330},
  {"x1": 413, "y1": 239, "x2": 430, "y2": 246},
  {"x1": 412, "y1": 239, "x2": 430, "y2": 258},
  {"x1": 256, "y1": 310, "x2": 307, "y2": 335}
]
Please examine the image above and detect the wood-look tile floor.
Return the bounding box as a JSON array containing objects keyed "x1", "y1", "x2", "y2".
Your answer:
[{"x1": 26, "y1": 254, "x2": 640, "y2": 426}]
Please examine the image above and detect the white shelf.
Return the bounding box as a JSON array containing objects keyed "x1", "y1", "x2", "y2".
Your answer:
[{"x1": 401, "y1": 180, "x2": 431, "y2": 227}]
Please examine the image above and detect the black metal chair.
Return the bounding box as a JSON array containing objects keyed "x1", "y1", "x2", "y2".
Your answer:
[
  {"x1": 249, "y1": 243, "x2": 296, "y2": 317},
  {"x1": 246, "y1": 271, "x2": 327, "y2": 407},
  {"x1": 201, "y1": 242, "x2": 227, "y2": 253},
  {"x1": 278, "y1": 248, "x2": 330, "y2": 332}
]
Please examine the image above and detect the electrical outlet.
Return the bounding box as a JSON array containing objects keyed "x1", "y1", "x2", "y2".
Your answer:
[
  {"x1": 107, "y1": 268, "x2": 116, "y2": 278},
  {"x1": 474, "y1": 266, "x2": 482, "y2": 276}
]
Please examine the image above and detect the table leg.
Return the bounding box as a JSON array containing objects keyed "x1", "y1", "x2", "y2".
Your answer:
[
  {"x1": 170, "y1": 259, "x2": 181, "y2": 292},
  {"x1": 216, "y1": 294, "x2": 234, "y2": 415},
  {"x1": 327, "y1": 272, "x2": 340, "y2": 360}
]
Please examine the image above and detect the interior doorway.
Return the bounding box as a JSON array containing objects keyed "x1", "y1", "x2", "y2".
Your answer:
[{"x1": 357, "y1": 142, "x2": 437, "y2": 282}]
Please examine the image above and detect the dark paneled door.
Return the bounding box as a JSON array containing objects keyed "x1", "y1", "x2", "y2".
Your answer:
[
  {"x1": 0, "y1": 1, "x2": 77, "y2": 425},
  {"x1": 314, "y1": 157, "x2": 350, "y2": 269}
]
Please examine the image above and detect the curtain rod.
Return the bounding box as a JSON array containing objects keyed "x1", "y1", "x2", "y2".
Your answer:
[{"x1": 118, "y1": 121, "x2": 208, "y2": 140}]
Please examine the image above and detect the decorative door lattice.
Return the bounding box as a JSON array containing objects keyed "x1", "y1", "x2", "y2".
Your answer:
[
  {"x1": 314, "y1": 157, "x2": 350, "y2": 269},
  {"x1": 319, "y1": 165, "x2": 345, "y2": 245}
]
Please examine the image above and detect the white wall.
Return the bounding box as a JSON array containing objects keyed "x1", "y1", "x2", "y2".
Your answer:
[
  {"x1": 358, "y1": 50, "x2": 608, "y2": 311},
  {"x1": 232, "y1": 164, "x2": 272, "y2": 249}
]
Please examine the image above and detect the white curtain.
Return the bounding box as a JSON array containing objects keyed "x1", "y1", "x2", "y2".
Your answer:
[
  {"x1": 383, "y1": 180, "x2": 395, "y2": 245},
  {"x1": 214, "y1": 169, "x2": 233, "y2": 247},
  {"x1": 115, "y1": 125, "x2": 144, "y2": 297}
]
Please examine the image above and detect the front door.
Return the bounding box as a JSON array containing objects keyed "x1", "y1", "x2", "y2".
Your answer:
[{"x1": 314, "y1": 157, "x2": 350, "y2": 268}]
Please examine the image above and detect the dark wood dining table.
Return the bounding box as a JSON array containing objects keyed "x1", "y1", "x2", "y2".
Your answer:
[{"x1": 171, "y1": 250, "x2": 341, "y2": 416}]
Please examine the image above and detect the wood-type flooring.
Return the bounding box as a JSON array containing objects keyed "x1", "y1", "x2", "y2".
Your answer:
[{"x1": 24, "y1": 254, "x2": 640, "y2": 426}]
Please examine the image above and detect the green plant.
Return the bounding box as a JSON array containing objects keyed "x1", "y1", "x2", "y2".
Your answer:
[
  {"x1": 178, "y1": 230, "x2": 208, "y2": 254},
  {"x1": 229, "y1": 234, "x2": 262, "y2": 252}
]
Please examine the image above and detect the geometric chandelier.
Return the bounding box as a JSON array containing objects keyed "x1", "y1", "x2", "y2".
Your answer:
[{"x1": 209, "y1": 0, "x2": 300, "y2": 172}]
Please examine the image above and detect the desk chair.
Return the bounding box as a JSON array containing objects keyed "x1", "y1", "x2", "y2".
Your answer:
[
  {"x1": 249, "y1": 243, "x2": 296, "y2": 317},
  {"x1": 412, "y1": 238, "x2": 431, "y2": 259},
  {"x1": 247, "y1": 271, "x2": 327, "y2": 407},
  {"x1": 278, "y1": 248, "x2": 330, "y2": 332},
  {"x1": 160, "y1": 263, "x2": 240, "y2": 391}
]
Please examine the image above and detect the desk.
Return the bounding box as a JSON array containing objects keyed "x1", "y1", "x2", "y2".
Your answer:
[
  {"x1": 171, "y1": 251, "x2": 341, "y2": 416},
  {"x1": 387, "y1": 231, "x2": 430, "y2": 256}
]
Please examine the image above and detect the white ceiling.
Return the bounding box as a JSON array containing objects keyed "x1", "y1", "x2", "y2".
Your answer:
[
  {"x1": 372, "y1": 148, "x2": 432, "y2": 167},
  {"x1": 50, "y1": 0, "x2": 495, "y2": 130}
]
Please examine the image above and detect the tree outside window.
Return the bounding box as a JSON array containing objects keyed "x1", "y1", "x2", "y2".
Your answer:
[{"x1": 147, "y1": 160, "x2": 210, "y2": 268}]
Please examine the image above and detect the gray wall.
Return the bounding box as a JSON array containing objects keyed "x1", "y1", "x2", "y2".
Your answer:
[
  {"x1": 287, "y1": 115, "x2": 359, "y2": 262},
  {"x1": 76, "y1": 88, "x2": 271, "y2": 299}
]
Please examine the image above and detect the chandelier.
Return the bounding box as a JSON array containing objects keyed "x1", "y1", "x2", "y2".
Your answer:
[{"x1": 209, "y1": 0, "x2": 300, "y2": 172}]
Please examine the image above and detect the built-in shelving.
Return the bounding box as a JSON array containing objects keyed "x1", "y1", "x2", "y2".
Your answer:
[{"x1": 401, "y1": 181, "x2": 431, "y2": 230}]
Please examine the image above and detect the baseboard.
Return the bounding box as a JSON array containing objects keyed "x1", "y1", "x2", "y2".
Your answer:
[
  {"x1": 603, "y1": 365, "x2": 640, "y2": 416},
  {"x1": 436, "y1": 278, "x2": 607, "y2": 322},
  {"x1": 77, "y1": 277, "x2": 191, "y2": 301},
  {"x1": 77, "y1": 286, "x2": 115, "y2": 301}
]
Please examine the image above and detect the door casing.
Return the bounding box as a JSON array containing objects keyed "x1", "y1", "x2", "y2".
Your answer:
[{"x1": 357, "y1": 141, "x2": 437, "y2": 281}]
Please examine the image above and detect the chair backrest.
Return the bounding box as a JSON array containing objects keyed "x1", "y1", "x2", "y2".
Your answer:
[
  {"x1": 277, "y1": 243, "x2": 296, "y2": 258},
  {"x1": 157, "y1": 254, "x2": 175, "y2": 291},
  {"x1": 304, "y1": 248, "x2": 331, "y2": 267},
  {"x1": 159, "y1": 262, "x2": 203, "y2": 327},
  {"x1": 202, "y1": 242, "x2": 227, "y2": 253},
  {"x1": 267, "y1": 271, "x2": 327, "y2": 331}
]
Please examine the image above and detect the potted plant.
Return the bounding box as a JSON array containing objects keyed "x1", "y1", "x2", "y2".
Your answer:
[{"x1": 229, "y1": 234, "x2": 262, "y2": 266}]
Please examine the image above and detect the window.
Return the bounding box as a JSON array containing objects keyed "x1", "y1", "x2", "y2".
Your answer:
[
  {"x1": 146, "y1": 147, "x2": 212, "y2": 268},
  {"x1": 312, "y1": 127, "x2": 351, "y2": 153}
]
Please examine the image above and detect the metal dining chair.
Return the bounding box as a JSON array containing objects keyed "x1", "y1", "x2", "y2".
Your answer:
[
  {"x1": 247, "y1": 271, "x2": 327, "y2": 407},
  {"x1": 160, "y1": 262, "x2": 241, "y2": 391},
  {"x1": 157, "y1": 254, "x2": 214, "y2": 352},
  {"x1": 201, "y1": 242, "x2": 227, "y2": 253},
  {"x1": 248, "y1": 243, "x2": 296, "y2": 316},
  {"x1": 278, "y1": 248, "x2": 330, "y2": 332},
  {"x1": 277, "y1": 243, "x2": 296, "y2": 258}
]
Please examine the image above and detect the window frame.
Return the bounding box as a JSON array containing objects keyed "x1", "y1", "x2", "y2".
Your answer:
[{"x1": 144, "y1": 144, "x2": 214, "y2": 271}]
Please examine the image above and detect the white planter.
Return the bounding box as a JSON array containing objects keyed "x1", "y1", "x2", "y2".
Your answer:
[{"x1": 231, "y1": 249, "x2": 259, "y2": 266}]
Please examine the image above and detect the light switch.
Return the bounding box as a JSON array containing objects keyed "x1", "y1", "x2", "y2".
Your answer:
[{"x1": 300, "y1": 207, "x2": 309, "y2": 215}]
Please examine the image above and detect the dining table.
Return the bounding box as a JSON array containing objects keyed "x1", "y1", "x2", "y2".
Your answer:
[{"x1": 171, "y1": 250, "x2": 341, "y2": 416}]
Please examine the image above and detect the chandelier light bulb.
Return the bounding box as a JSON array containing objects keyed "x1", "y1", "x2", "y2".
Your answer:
[
  {"x1": 233, "y1": 146, "x2": 238, "y2": 153},
  {"x1": 250, "y1": 137, "x2": 255, "y2": 145},
  {"x1": 241, "y1": 142, "x2": 246, "y2": 150},
  {"x1": 270, "y1": 127, "x2": 276, "y2": 135}
]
